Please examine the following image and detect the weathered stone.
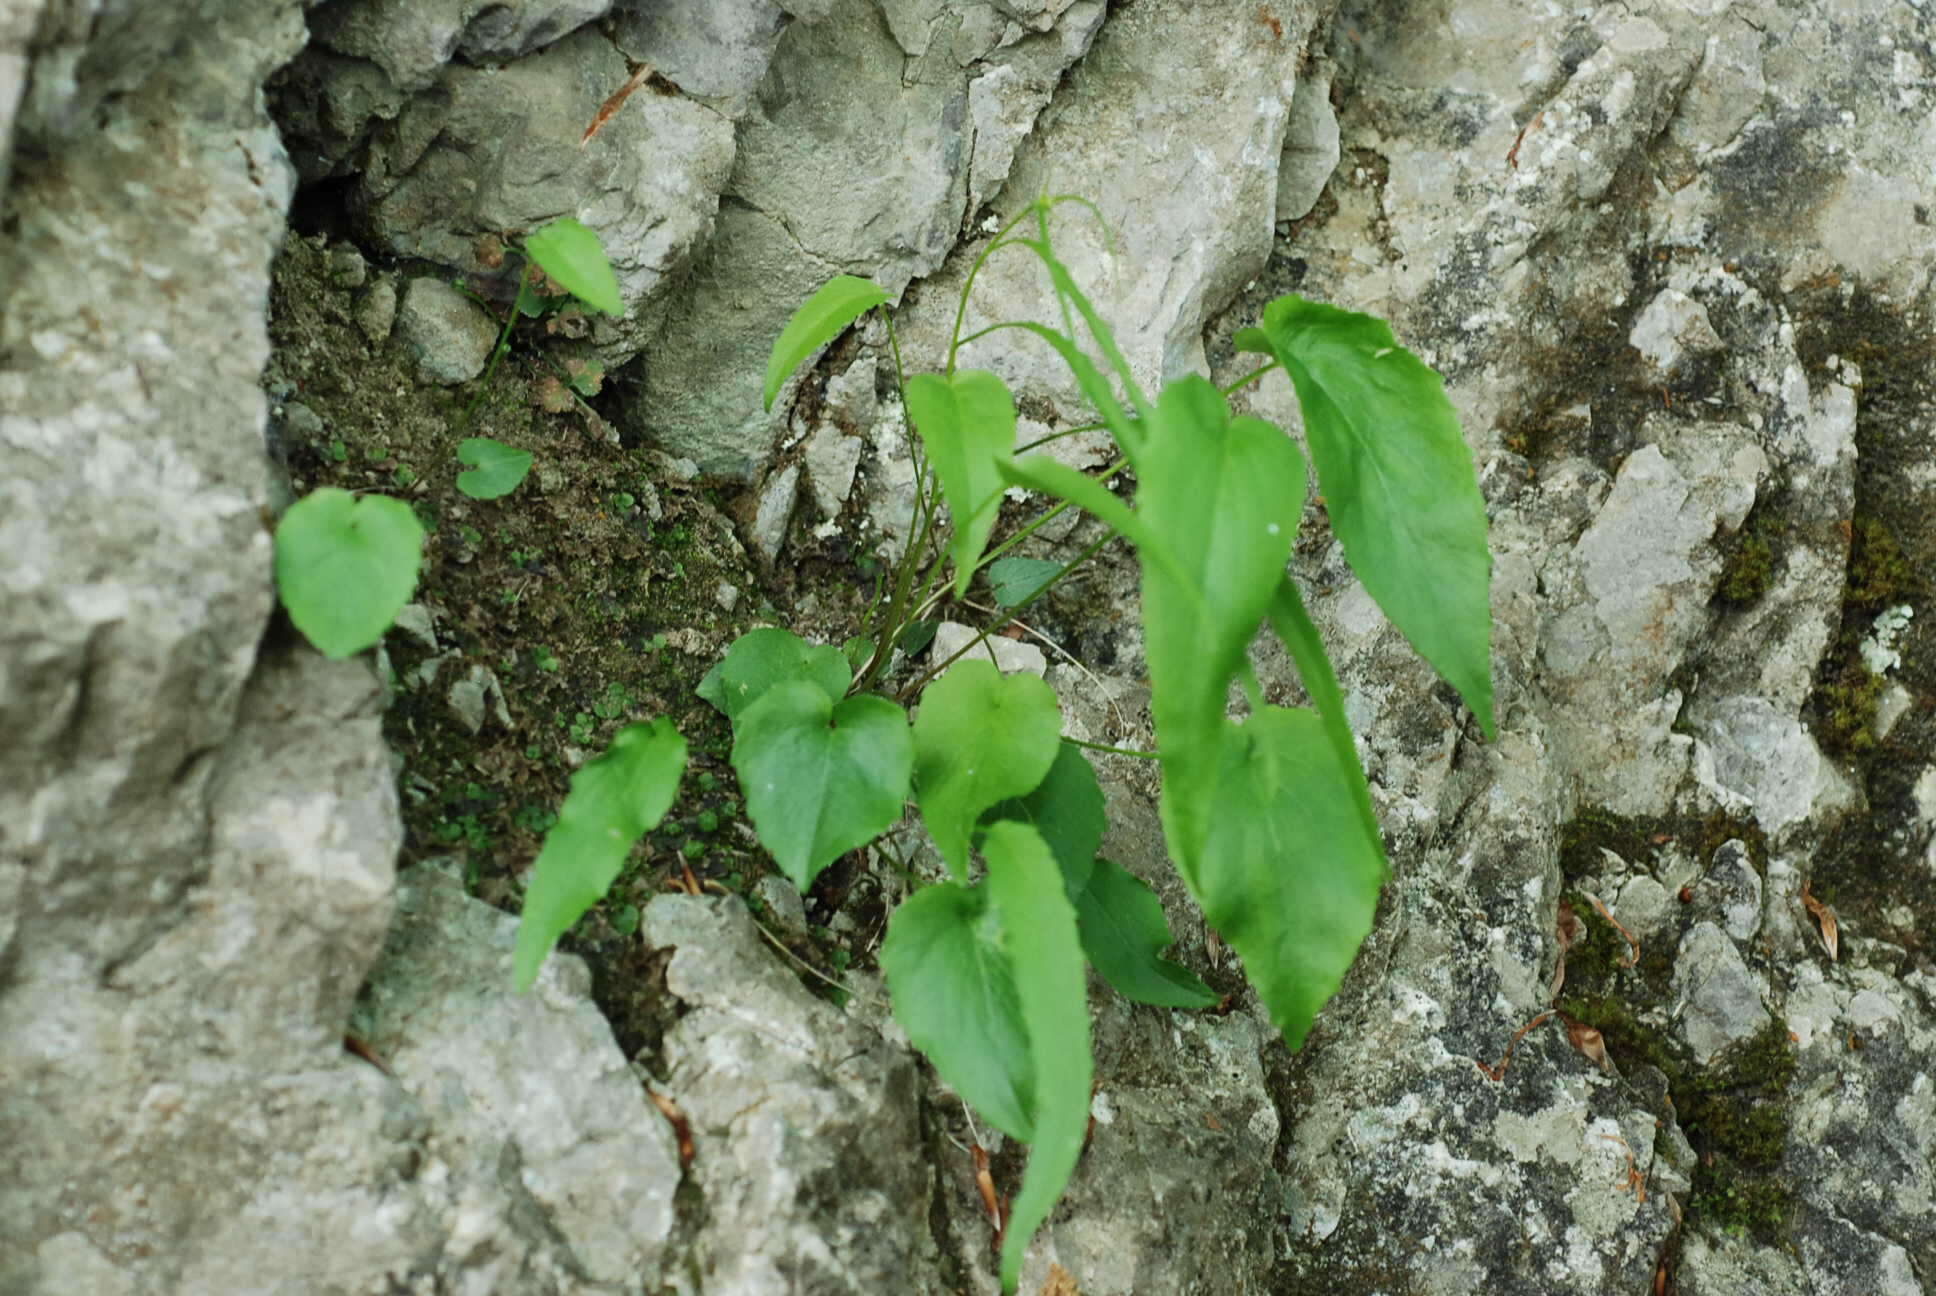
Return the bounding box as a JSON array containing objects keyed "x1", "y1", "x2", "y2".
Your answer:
[
  {"x1": 1672, "y1": 922, "x2": 1772, "y2": 1064},
  {"x1": 746, "y1": 461, "x2": 801, "y2": 564},
  {"x1": 804, "y1": 424, "x2": 864, "y2": 517},
  {"x1": 644, "y1": 894, "x2": 943, "y2": 1292},
  {"x1": 930, "y1": 620, "x2": 1049, "y2": 677},
  {"x1": 395, "y1": 276, "x2": 498, "y2": 382},
  {"x1": 309, "y1": 0, "x2": 612, "y2": 93}
]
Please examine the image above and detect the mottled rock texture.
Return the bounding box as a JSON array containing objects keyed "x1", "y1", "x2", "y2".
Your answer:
[{"x1": 5, "y1": 0, "x2": 1934, "y2": 1292}]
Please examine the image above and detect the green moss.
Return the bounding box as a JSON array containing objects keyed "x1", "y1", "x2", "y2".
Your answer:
[
  {"x1": 1846, "y1": 515, "x2": 1919, "y2": 611},
  {"x1": 1715, "y1": 531, "x2": 1775, "y2": 604},
  {"x1": 1554, "y1": 808, "x2": 1797, "y2": 1242},
  {"x1": 1814, "y1": 655, "x2": 1885, "y2": 756}
]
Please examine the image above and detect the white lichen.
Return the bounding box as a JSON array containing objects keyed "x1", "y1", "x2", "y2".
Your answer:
[{"x1": 1860, "y1": 604, "x2": 1914, "y2": 674}]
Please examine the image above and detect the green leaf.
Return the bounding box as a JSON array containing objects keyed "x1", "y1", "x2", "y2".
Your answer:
[
  {"x1": 1135, "y1": 376, "x2": 1305, "y2": 851},
  {"x1": 913, "y1": 661, "x2": 1063, "y2": 880},
  {"x1": 765, "y1": 274, "x2": 889, "y2": 411},
  {"x1": 733, "y1": 682, "x2": 911, "y2": 890},
  {"x1": 841, "y1": 636, "x2": 875, "y2": 673},
  {"x1": 1266, "y1": 577, "x2": 1383, "y2": 867},
  {"x1": 1067, "y1": 857, "x2": 1219, "y2": 1009},
  {"x1": 980, "y1": 740, "x2": 1106, "y2": 895},
  {"x1": 523, "y1": 216, "x2": 622, "y2": 317},
  {"x1": 996, "y1": 319, "x2": 1144, "y2": 467},
  {"x1": 880, "y1": 879, "x2": 1034, "y2": 1141},
  {"x1": 983, "y1": 821, "x2": 1091, "y2": 1293},
  {"x1": 274, "y1": 488, "x2": 425, "y2": 659},
  {"x1": 1180, "y1": 707, "x2": 1387, "y2": 1050},
  {"x1": 455, "y1": 437, "x2": 534, "y2": 500},
  {"x1": 513, "y1": 718, "x2": 687, "y2": 990},
  {"x1": 987, "y1": 557, "x2": 1064, "y2": 608},
  {"x1": 697, "y1": 627, "x2": 852, "y2": 725},
  {"x1": 1239, "y1": 295, "x2": 1494, "y2": 738},
  {"x1": 904, "y1": 371, "x2": 1015, "y2": 597}
]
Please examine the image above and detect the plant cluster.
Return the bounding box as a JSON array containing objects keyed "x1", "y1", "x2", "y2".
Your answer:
[{"x1": 275, "y1": 202, "x2": 1494, "y2": 1291}]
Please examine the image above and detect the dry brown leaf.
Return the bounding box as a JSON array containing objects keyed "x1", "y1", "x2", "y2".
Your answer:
[
  {"x1": 582, "y1": 62, "x2": 654, "y2": 147},
  {"x1": 1801, "y1": 880, "x2": 1839, "y2": 961},
  {"x1": 1040, "y1": 1263, "x2": 1081, "y2": 1296},
  {"x1": 1584, "y1": 892, "x2": 1640, "y2": 968},
  {"x1": 1565, "y1": 1016, "x2": 1611, "y2": 1072},
  {"x1": 648, "y1": 1089, "x2": 695, "y2": 1166},
  {"x1": 972, "y1": 1144, "x2": 1006, "y2": 1247}
]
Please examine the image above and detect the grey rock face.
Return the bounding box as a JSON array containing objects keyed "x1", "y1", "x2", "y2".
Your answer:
[{"x1": 643, "y1": 894, "x2": 943, "y2": 1293}]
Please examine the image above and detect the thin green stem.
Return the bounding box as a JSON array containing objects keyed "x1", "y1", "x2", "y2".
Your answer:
[
  {"x1": 948, "y1": 210, "x2": 1039, "y2": 376},
  {"x1": 1061, "y1": 735, "x2": 1158, "y2": 760}
]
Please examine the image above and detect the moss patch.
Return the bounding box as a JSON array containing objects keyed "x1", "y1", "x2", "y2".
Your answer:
[
  {"x1": 1555, "y1": 807, "x2": 1794, "y2": 1241},
  {"x1": 265, "y1": 235, "x2": 869, "y2": 1049}
]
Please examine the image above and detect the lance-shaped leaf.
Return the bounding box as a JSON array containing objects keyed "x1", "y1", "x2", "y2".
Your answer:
[
  {"x1": 905, "y1": 371, "x2": 1015, "y2": 597},
  {"x1": 1172, "y1": 707, "x2": 1387, "y2": 1050},
  {"x1": 983, "y1": 821, "x2": 1092, "y2": 1294},
  {"x1": 524, "y1": 216, "x2": 621, "y2": 317},
  {"x1": 880, "y1": 879, "x2": 1034, "y2": 1141},
  {"x1": 1067, "y1": 856, "x2": 1219, "y2": 1009},
  {"x1": 765, "y1": 274, "x2": 889, "y2": 410},
  {"x1": 914, "y1": 660, "x2": 1063, "y2": 880},
  {"x1": 733, "y1": 682, "x2": 911, "y2": 891},
  {"x1": 514, "y1": 719, "x2": 687, "y2": 989},
  {"x1": 1236, "y1": 295, "x2": 1494, "y2": 738},
  {"x1": 1135, "y1": 376, "x2": 1306, "y2": 850},
  {"x1": 1266, "y1": 576, "x2": 1384, "y2": 871},
  {"x1": 697, "y1": 627, "x2": 852, "y2": 725}
]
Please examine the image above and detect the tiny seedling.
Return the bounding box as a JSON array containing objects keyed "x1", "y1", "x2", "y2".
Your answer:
[{"x1": 455, "y1": 436, "x2": 534, "y2": 500}]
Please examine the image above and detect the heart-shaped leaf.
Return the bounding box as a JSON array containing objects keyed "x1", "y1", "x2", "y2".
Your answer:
[
  {"x1": 455, "y1": 437, "x2": 534, "y2": 500},
  {"x1": 1237, "y1": 295, "x2": 1494, "y2": 737},
  {"x1": 523, "y1": 216, "x2": 622, "y2": 317},
  {"x1": 914, "y1": 660, "x2": 1063, "y2": 880},
  {"x1": 274, "y1": 488, "x2": 425, "y2": 659},
  {"x1": 514, "y1": 718, "x2": 687, "y2": 990},
  {"x1": 764, "y1": 274, "x2": 889, "y2": 411},
  {"x1": 733, "y1": 681, "x2": 911, "y2": 890},
  {"x1": 905, "y1": 370, "x2": 1015, "y2": 596},
  {"x1": 698, "y1": 627, "x2": 852, "y2": 725}
]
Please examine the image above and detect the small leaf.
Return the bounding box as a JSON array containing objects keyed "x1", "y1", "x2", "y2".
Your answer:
[
  {"x1": 523, "y1": 216, "x2": 622, "y2": 317},
  {"x1": 984, "y1": 821, "x2": 1091, "y2": 1293},
  {"x1": 1068, "y1": 857, "x2": 1219, "y2": 1009},
  {"x1": 841, "y1": 636, "x2": 875, "y2": 673},
  {"x1": 987, "y1": 557, "x2": 1064, "y2": 608},
  {"x1": 733, "y1": 682, "x2": 911, "y2": 890},
  {"x1": 1801, "y1": 880, "x2": 1839, "y2": 961},
  {"x1": 914, "y1": 661, "x2": 1063, "y2": 880},
  {"x1": 980, "y1": 740, "x2": 1106, "y2": 895},
  {"x1": 905, "y1": 371, "x2": 1015, "y2": 597},
  {"x1": 274, "y1": 488, "x2": 425, "y2": 659},
  {"x1": 765, "y1": 275, "x2": 889, "y2": 411},
  {"x1": 881, "y1": 879, "x2": 1035, "y2": 1141},
  {"x1": 514, "y1": 718, "x2": 687, "y2": 989},
  {"x1": 1240, "y1": 295, "x2": 1494, "y2": 737},
  {"x1": 697, "y1": 627, "x2": 852, "y2": 725},
  {"x1": 455, "y1": 437, "x2": 535, "y2": 500},
  {"x1": 1173, "y1": 707, "x2": 1387, "y2": 1050}
]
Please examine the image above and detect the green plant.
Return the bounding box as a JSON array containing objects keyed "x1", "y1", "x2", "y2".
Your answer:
[
  {"x1": 274, "y1": 487, "x2": 425, "y2": 659},
  {"x1": 456, "y1": 436, "x2": 534, "y2": 500},
  {"x1": 464, "y1": 215, "x2": 620, "y2": 426},
  {"x1": 514, "y1": 197, "x2": 1493, "y2": 1290}
]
